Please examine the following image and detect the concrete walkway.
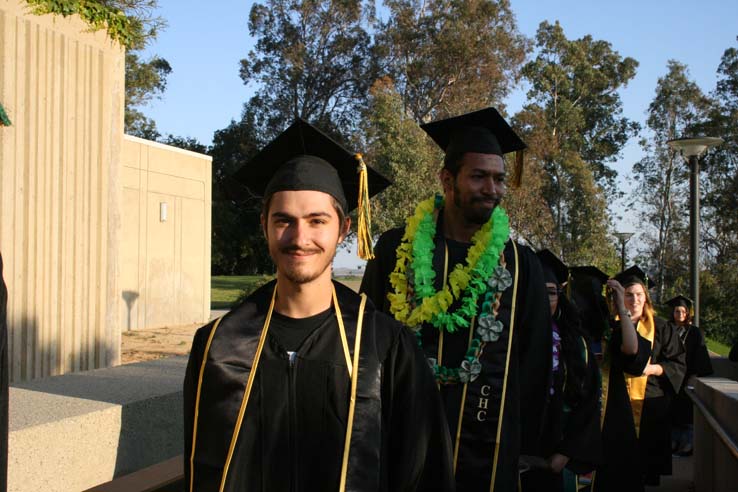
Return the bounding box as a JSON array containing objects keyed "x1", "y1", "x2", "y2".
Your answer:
[{"x1": 645, "y1": 455, "x2": 694, "y2": 492}]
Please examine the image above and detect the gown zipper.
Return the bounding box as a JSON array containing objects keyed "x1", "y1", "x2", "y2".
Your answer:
[{"x1": 288, "y1": 351, "x2": 299, "y2": 492}]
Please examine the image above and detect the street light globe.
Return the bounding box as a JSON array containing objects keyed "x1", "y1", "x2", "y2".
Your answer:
[
  {"x1": 613, "y1": 232, "x2": 634, "y2": 243},
  {"x1": 667, "y1": 136, "x2": 724, "y2": 158}
]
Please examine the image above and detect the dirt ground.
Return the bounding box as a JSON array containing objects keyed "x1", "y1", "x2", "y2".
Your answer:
[
  {"x1": 121, "y1": 280, "x2": 363, "y2": 365},
  {"x1": 121, "y1": 322, "x2": 203, "y2": 364}
]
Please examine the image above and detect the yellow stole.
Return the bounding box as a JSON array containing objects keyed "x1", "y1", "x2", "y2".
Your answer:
[{"x1": 623, "y1": 315, "x2": 655, "y2": 437}]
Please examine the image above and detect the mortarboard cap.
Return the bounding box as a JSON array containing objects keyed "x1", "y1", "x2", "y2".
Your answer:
[
  {"x1": 614, "y1": 265, "x2": 655, "y2": 289},
  {"x1": 569, "y1": 266, "x2": 610, "y2": 286},
  {"x1": 231, "y1": 118, "x2": 390, "y2": 259},
  {"x1": 665, "y1": 295, "x2": 692, "y2": 309},
  {"x1": 536, "y1": 249, "x2": 569, "y2": 285},
  {"x1": 232, "y1": 118, "x2": 390, "y2": 213},
  {"x1": 420, "y1": 107, "x2": 527, "y2": 186}
]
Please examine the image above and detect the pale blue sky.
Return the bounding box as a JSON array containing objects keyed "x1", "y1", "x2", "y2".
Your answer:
[{"x1": 140, "y1": 0, "x2": 738, "y2": 267}]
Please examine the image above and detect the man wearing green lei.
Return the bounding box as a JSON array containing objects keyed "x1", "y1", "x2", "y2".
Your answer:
[{"x1": 361, "y1": 107, "x2": 551, "y2": 491}]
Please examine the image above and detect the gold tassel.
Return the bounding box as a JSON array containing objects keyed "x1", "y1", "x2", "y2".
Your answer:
[{"x1": 355, "y1": 153, "x2": 374, "y2": 260}]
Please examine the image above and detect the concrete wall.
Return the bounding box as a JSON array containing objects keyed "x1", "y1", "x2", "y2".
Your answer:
[
  {"x1": 0, "y1": 0, "x2": 124, "y2": 382},
  {"x1": 9, "y1": 357, "x2": 186, "y2": 492},
  {"x1": 692, "y1": 377, "x2": 738, "y2": 492},
  {"x1": 711, "y1": 356, "x2": 738, "y2": 382},
  {"x1": 121, "y1": 136, "x2": 212, "y2": 330}
]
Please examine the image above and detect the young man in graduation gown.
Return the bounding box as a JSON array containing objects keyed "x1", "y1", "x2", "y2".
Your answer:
[
  {"x1": 184, "y1": 119, "x2": 455, "y2": 492},
  {"x1": 519, "y1": 251, "x2": 601, "y2": 492},
  {"x1": 592, "y1": 267, "x2": 685, "y2": 492},
  {"x1": 360, "y1": 108, "x2": 551, "y2": 491},
  {"x1": 666, "y1": 295, "x2": 713, "y2": 457}
]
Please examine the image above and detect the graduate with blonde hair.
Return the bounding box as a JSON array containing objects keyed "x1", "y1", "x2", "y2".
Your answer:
[{"x1": 592, "y1": 266, "x2": 685, "y2": 492}]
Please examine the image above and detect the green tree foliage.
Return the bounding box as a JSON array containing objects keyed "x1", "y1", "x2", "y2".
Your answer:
[
  {"x1": 512, "y1": 21, "x2": 635, "y2": 265},
  {"x1": 159, "y1": 134, "x2": 209, "y2": 154},
  {"x1": 26, "y1": 1, "x2": 172, "y2": 139},
  {"x1": 239, "y1": 0, "x2": 375, "y2": 138},
  {"x1": 125, "y1": 52, "x2": 171, "y2": 138},
  {"x1": 209, "y1": 113, "x2": 274, "y2": 275},
  {"x1": 698, "y1": 37, "x2": 738, "y2": 344},
  {"x1": 26, "y1": 0, "x2": 140, "y2": 47},
  {"x1": 520, "y1": 21, "x2": 639, "y2": 192},
  {"x1": 631, "y1": 61, "x2": 710, "y2": 302},
  {"x1": 361, "y1": 78, "x2": 440, "y2": 232},
  {"x1": 375, "y1": 0, "x2": 528, "y2": 122}
]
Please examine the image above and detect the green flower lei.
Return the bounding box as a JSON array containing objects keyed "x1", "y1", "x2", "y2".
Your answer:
[{"x1": 389, "y1": 194, "x2": 513, "y2": 384}]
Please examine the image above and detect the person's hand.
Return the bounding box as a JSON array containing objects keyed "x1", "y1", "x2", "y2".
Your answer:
[
  {"x1": 547, "y1": 453, "x2": 570, "y2": 474},
  {"x1": 642, "y1": 363, "x2": 664, "y2": 377},
  {"x1": 606, "y1": 279, "x2": 627, "y2": 313}
]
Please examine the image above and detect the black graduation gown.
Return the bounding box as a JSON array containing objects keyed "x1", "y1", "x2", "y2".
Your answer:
[
  {"x1": 184, "y1": 280, "x2": 455, "y2": 492},
  {"x1": 671, "y1": 323, "x2": 713, "y2": 425},
  {"x1": 0, "y1": 253, "x2": 7, "y2": 492},
  {"x1": 361, "y1": 227, "x2": 551, "y2": 492},
  {"x1": 592, "y1": 317, "x2": 686, "y2": 492},
  {"x1": 520, "y1": 332, "x2": 602, "y2": 491}
]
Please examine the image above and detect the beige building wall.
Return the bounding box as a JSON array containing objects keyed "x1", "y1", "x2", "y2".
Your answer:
[
  {"x1": 0, "y1": 0, "x2": 125, "y2": 382},
  {"x1": 121, "y1": 135, "x2": 211, "y2": 331}
]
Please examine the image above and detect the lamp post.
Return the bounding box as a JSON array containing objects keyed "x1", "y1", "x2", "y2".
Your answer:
[
  {"x1": 613, "y1": 232, "x2": 634, "y2": 271},
  {"x1": 666, "y1": 136, "x2": 723, "y2": 327}
]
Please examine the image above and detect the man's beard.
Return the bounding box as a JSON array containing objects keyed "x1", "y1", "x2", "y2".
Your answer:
[
  {"x1": 277, "y1": 245, "x2": 336, "y2": 284},
  {"x1": 453, "y1": 183, "x2": 499, "y2": 225}
]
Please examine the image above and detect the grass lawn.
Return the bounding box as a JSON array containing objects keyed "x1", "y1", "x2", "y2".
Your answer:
[
  {"x1": 211, "y1": 275, "x2": 272, "y2": 309},
  {"x1": 706, "y1": 337, "x2": 731, "y2": 357},
  {"x1": 211, "y1": 274, "x2": 364, "y2": 309}
]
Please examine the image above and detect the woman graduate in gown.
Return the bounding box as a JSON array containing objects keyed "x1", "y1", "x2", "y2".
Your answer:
[
  {"x1": 592, "y1": 266, "x2": 685, "y2": 492},
  {"x1": 520, "y1": 250, "x2": 601, "y2": 492},
  {"x1": 667, "y1": 295, "x2": 713, "y2": 457}
]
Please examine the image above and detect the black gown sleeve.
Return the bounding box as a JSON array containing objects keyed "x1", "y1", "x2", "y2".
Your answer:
[
  {"x1": 516, "y1": 245, "x2": 553, "y2": 456},
  {"x1": 360, "y1": 229, "x2": 402, "y2": 314},
  {"x1": 654, "y1": 320, "x2": 686, "y2": 395},
  {"x1": 558, "y1": 337, "x2": 602, "y2": 474},
  {"x1": 382, "y1": 326, "x2": 456, "y2": 492},
  {"x1": 183, "y1": 321, "x2": 216, "y2": 486},
  {"x1": 687, "y1": 326, "x2": 714, "y2": 377},
  {"x1": 610, "y1": 327, "x2": 652, "y2": 376}
]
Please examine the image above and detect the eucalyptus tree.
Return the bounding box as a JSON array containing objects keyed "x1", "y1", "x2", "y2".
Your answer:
[
  {"x1": 239, "y1": 0, "x2": 376, "y2": 139},
  {"x1": 512, "y1": 21, "x2": 638, "y2": 265},
  {"x1": 631, "y1": 60, "x2": 711, "y2": 301},
  {"x1": 374, "y1": 0, "x2": 528, "y2": 122}
]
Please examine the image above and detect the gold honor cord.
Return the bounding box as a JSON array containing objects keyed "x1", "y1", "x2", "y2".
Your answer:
[
  {"x1": 489, "y1": 242, "x2": 519, "y2": 492},
  {"x1": 437, "y1": 242, "x2": 451, "y2": 375},
  {"x1": 218, "y1": 285, "x2": 278, "y2": 492},
  {"x1": 453, "y1": 315, "x2": 475, "y2": 473},
  {"x1": 338, "y1": 293, "x2": 368, "y2": 492},
  {"x1": 625, "y1": 317, "x2": 655, "y2": 438},
  {"x1": 189, "y1": 316, "x2": 225, "y2": 492},
  {"x1": 333, "y1": 286, "x2": 353, "y2": 378}
]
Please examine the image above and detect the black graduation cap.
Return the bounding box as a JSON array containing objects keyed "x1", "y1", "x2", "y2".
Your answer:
[
  {"x1": 231, "y1": 118, "x2": 391, "y2": 259},
  {"x1": 231, "y1": 118, "x2": 390, "y2": 213},
  {"x1": 569, "y1": 266, "x2": 610, "y2": 286},
  {"x1": 420, "y1": 107, "x2": 527, "y2": 185},
  {"x1": 665, "y1": 295, "x2": 692, "y2": 310},
  {"x1": 613, "y1": 265, "x2": 655, "y2": 289},
  {"x1": 536, "y1": 249, "x2": 569, "y2": 285}
]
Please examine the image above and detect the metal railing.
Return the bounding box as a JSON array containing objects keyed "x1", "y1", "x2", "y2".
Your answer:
[
  {"x1": 82, "y1": 455, "x2": 184, "y2": 492},
  {"x1": 686, "y1": 385, "x2": 738, "y2": 461}
]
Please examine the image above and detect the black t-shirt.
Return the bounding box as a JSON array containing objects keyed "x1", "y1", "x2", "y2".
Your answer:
[{"x1": 269, "y1": 307, "x2": 334, "y2": 352}]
